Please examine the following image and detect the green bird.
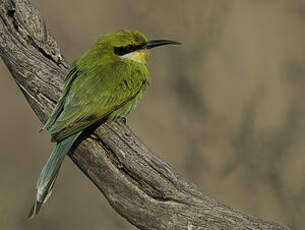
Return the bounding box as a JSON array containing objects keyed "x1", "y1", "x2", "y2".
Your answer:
[{"x1": 28, "y1": 30, "x2": 180, "y2": 218}]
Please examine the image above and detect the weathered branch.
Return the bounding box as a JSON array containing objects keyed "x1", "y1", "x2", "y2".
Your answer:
[{"x1": 0, "y1": 0, "x2": 290, "y2": 229}]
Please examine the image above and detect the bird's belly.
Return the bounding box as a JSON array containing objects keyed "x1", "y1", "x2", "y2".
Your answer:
[{"x1": 107, "y1": 90, "x2": 143, "y2": 120}]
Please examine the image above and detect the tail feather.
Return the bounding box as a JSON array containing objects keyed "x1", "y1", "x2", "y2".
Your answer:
[
  {"x1": 28, "y1": 131, "x2": 81, "y2": 219},
  {"x1": 28, "y1": 201, "x2": 43, "y2": 219}
]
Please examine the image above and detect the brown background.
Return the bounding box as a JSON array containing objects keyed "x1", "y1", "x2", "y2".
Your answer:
[{"x1": 1, "y1": 0, "x2": 305, "y2": 229}]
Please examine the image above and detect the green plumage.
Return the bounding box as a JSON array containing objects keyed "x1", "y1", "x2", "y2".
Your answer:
[
  {"x1": 28, "y1": 30, "x2": 179, "y2": 218},
  {"x1": 29, "y1": 30, "x2": 150, "y2": 218},
  {"x1": 28, "y1": 132, "x2": 81, "y2": 218},
  {"x1": 44, "y1": 31, "x2": 150, "y2": 142}
]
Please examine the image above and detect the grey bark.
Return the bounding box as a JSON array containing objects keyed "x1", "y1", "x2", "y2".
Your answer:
[{"x1": 0, "y1": 0, "x2": 290, "y2": 229}]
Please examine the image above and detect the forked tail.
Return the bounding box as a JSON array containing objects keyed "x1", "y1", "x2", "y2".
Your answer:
[{"x1": 28, "y1": 131, "x2": 82, "y2": 219}]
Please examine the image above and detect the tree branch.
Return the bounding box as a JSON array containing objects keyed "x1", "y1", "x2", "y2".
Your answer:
[{"x1": 0, "y1": 0, "x2": 290, "y2": 229}]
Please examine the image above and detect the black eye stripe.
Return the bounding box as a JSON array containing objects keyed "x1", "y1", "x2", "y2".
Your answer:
[{"x1": 114, "y1": 43, "x2": 145, "y2": 56}]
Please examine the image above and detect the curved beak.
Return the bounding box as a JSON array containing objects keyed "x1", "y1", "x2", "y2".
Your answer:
[{"x1": 145, "y1": 40, "x2": 181, "y2": 49}]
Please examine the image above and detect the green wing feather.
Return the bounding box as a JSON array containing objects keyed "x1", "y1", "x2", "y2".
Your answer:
[
  {"x1": 46, "y1": 60, "x2": 149, "y2": 142},
  {"x1": 42, "y1": 63, "x2": 79, "y2": 131}
]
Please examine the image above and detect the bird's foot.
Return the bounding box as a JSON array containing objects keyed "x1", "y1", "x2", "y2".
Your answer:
[{"x1": 120, "y1": 117, "x2": 127, "y2": 124}]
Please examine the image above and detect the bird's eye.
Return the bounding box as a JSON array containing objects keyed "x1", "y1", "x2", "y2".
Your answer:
[
  {"x1": 114, "y1": 43, "x2": 145, "y2": 56},
  {"x1": 113, "y1": 47, "x2": 125, "y2": 56},
  {"x1": 114, "y1": 44, "x2": 135, "y2": 56}
]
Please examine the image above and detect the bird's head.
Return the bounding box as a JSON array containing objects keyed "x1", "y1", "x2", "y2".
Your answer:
[{"x1": 97, "y1": 30, "x2": 180, "y2": 64}]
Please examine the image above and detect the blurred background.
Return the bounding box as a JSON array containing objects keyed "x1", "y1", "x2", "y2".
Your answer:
[{"x1": 1, "y1": 0, "x2": 305, "y2": 229}]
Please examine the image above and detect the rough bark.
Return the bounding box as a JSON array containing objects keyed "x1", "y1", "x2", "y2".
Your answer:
[{"x1": 0, "y1": 0, "x2": 290, "y2": 229}]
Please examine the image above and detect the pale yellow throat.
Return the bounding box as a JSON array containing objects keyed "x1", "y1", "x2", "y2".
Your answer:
[{"x1": 121, "y1": 49, "x2": 150, "y2": 64}]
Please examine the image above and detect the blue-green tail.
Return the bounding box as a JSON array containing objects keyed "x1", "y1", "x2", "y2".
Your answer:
[{"x1": 28, "y1": 132, "x2": 81, "y2": 219}]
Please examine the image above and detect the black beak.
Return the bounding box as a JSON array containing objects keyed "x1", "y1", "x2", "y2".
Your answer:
[{"x1": 145, "y1": 40, "x2": 181, "y2": 49}]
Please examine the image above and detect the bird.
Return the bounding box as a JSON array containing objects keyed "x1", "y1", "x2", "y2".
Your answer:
[{"x1": 28, "y1": 30, "x2": 180, "y2": 219}]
